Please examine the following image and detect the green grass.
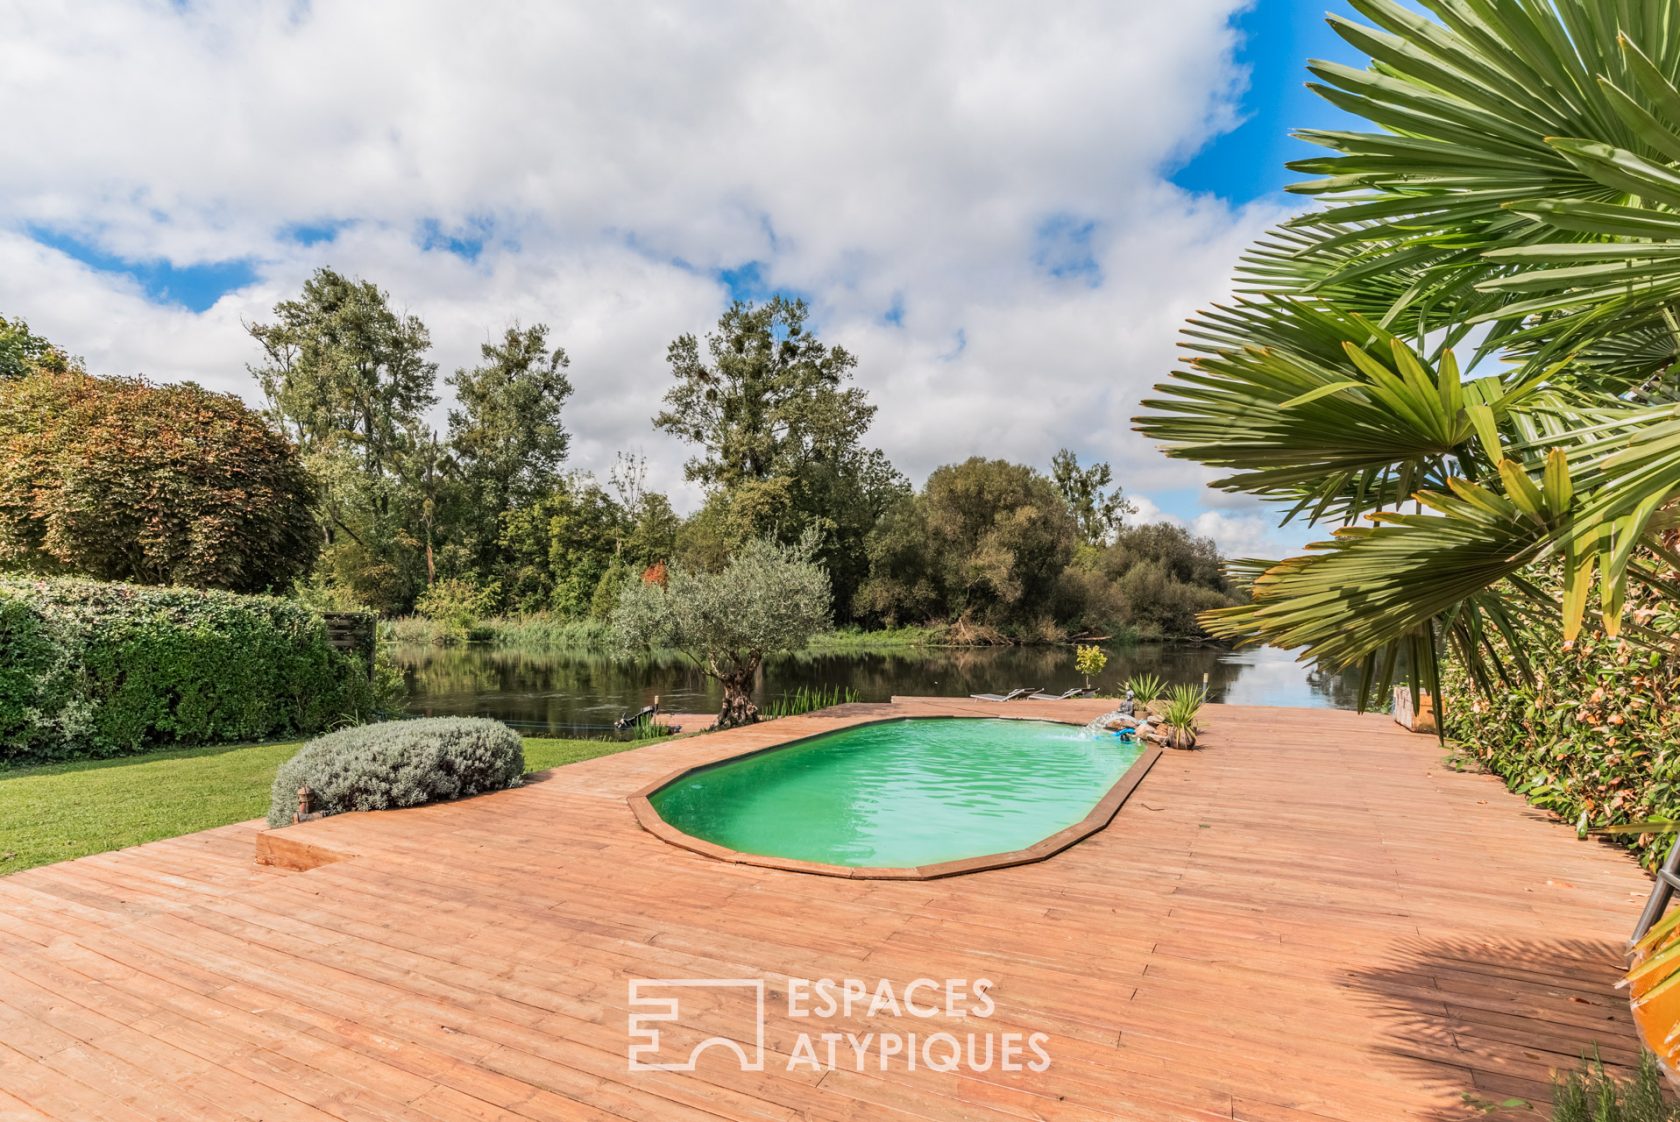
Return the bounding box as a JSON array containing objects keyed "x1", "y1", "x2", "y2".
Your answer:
[{"x1": 0, "y1": 733, "x2": 661, "y2": 876}]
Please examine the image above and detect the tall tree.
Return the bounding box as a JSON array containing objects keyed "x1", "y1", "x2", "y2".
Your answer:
[
  {"x1": 248, "y1": 268, "x2": 436, "y2": 478},
  {"x1": 655, "y1": 296, "x2": 873, "y2": 489},
  {"x1": 1051, "y1": 449, "x2": 1135, "y2": 545},
  {"x1": 447, "y1": 323, "x2": 572, "y2": 577},
  {"x1": 856, "y1": 458, "x2": 1077, "y2": 627},
  {"x1": 248, "y1": 269, "x2": 437, "y2": 611},
  {"x1": 450, "y1": 323, "x2": 572, "y2": 510},
  {"x1": 655, "y1": 297, "x2": 902, "y2": 614}
]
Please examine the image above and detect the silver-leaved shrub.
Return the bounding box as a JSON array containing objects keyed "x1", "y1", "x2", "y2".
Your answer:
[{"x1": 267, "y1": 717, "x2": 524, "y2": 828}]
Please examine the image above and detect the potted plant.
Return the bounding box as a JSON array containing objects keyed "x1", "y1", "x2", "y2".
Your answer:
[{"x1": 1161, "y1": 683, "x2": 1205, "y2": 750}]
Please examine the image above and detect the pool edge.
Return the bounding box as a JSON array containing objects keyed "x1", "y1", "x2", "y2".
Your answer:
[{"x1": 627, "y1": 717, "x2": 1164, "y2": 880}]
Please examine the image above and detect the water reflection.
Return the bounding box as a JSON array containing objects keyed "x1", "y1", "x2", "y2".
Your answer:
[{"x1": 394, "y1": 641, "x2": 1360, "y2": 735}]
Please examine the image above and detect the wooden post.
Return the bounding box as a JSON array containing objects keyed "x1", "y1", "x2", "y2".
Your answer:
[{"x1": 320, "y1": 611, "x2": 376, "y2": 677}]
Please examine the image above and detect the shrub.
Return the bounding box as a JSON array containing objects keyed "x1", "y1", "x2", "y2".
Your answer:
[
  {"x1": 1440, "y1": 588, "x2": 1680, "y2": 869},
  {"x1": 0, "y1": 576, "x2": 384, "y2": 765},
  {"x1": 0, "y1": 370, "x2": 317, "y2": 592},
  {"x1": 1550, "y1": 1051, "x2": 1676, "y2": 1121},
  {"x1": 1160, "y1": 683, "x2": 1206, "y2": 749},
  {"x1": 267, "y1": 717, "x2": 524, "y2": 828},
  {"x1": 412, "y1": 577, "x2": 499, "y2": 643}
]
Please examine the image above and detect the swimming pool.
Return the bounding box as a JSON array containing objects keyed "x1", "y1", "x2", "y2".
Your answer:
[{"x1": 637, "y1": 717, "x2": 1156, "y2": 877}]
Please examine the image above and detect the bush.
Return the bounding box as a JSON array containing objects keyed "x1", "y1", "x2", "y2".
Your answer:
[
  {"x1": 267, "y1": 717, "x2": 524, "y2": 828},
  {"x1": 0, "y1": 370, "x2": 318, "y2": 592},
  {"x1": 412, "y1": 577, "x2": 499, "y2": 643},
  {"x1": 0, "y1": 576, "x2": 384, "y2": 765},
  {"x1": 1551, "y1": 1051, "x2": 1676, "y2": 1121},
  {"x1": 1440, "y1": 583, "x2": 1680, "y2": 869}
]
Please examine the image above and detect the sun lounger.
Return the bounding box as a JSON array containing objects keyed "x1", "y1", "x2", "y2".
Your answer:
[
  {"x1": 1029, "y1": 687, "x2": 1092, "y2": 701},
  {"x1": 968, "y1": 687, "x2": 1038, "y2": 702}
]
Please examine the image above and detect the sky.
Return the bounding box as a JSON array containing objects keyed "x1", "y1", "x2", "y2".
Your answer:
[{"x1": 0, "y1": 0, "x2": 1375, "y2": 560}]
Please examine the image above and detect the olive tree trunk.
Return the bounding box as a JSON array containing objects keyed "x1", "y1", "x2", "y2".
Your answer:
[{"x1": 715, "y1": 674, "x2": 761, "y2": 730}]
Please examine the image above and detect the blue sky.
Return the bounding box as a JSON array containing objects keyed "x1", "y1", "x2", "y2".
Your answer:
[
  {"x1": 1174, "y1": 0, "x2": 1370, "y2": 203},
  {"x1": 0, "y1": 1, "x2": 1387, "y2": 559}
]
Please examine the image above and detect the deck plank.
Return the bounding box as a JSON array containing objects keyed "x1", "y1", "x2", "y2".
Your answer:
[{"x1": 0, "y1": 699, "x2": 1653, "y2": 1120}]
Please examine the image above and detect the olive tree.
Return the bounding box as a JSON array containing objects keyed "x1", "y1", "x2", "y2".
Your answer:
[{"x1": 611, "y1": 536, "x2": 831, "y2": 729}]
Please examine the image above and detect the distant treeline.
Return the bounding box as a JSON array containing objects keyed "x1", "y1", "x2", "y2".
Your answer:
[{"x1": 0, "y1": 284, "x2": 1239, "y2": 641}]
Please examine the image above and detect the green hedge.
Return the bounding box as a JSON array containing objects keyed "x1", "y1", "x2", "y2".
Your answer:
[
  {"x1": 0, "y1": 577, "x2": 383, "y2": 765},
  {"x1": 1441, "y1": 597, "x2": 1680, "y2": 870},
  {"x1": 268, "y1": 717, "x2": 524, "y2": 828}
]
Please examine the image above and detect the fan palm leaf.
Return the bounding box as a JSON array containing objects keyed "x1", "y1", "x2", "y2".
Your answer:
[{"x1": 1134, "y1": 0, "x2": 1680, "y2": 712}]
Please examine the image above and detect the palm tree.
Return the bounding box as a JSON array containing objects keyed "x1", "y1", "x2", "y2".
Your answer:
[{"x1": 1136, "y1": 0, "x2": 1680, "y2": 712}]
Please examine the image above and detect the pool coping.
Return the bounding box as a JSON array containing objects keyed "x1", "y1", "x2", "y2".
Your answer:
[{"x1": 626, "y1": 714, "x2": 1163, "y2": 880}]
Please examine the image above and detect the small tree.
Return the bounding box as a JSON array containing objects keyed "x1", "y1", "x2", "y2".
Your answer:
[
  {"x1": 1074, "y1": 644, "x2": 1107, "y2": 690},
  {"x1": 611, "y1": 536, "x2": 831, "y2": 729}
]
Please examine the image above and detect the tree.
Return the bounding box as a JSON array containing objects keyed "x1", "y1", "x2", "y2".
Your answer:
[
  {"x1": 1133, "y1": 0, "x2": 1680, "y2": 711},
  {"x1": 1075, "y1": 644, "x2": 1107, "y2": 690},
  {"x1": 0, "y1": 370, "x2": 317, "y2": 592},
  {"x1": 449, "y1": 324, "x2": 572, "y2": 575},
  {"x1": 922, "y1": 457, "x2": 1078, "y2": 622},
  {"x1": 0, "y1": 316, "x2": 76, "y2": 381},
  {"x1": 248, "y1": 269, "x2": 437, "y2": 611},
  {"x1": 249, "y1": 268, "x2": 436, "y2": 475},
  {"x1": 1051, "y1": 449, "x2": 1135, "y2": 545},
  {"x1": 611, "y1": 536, "x2": 832, "y2": 729},
  {"x1": 655, "y1": 297, "x2": 902, "y2": 618},
  {"x1": 853, "y1": 493, "x2": 941, "y2": 627},
  {"x1": 656, "y1": 296, "x2": 872, "y2": 488},
  {"x1": 1050, "y1": 522, "x2": 1238, "y2": 640},
  {"x1": 853, "y1": 459, "x2": 1090, "y2": 629},
  {"x1": 498, "y1": 478, "x2": 625, "y2": 616}
]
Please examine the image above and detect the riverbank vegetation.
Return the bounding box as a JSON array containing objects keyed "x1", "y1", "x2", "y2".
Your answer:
[{"x1": 3, "y1": 286, "x2": 1238, "y2": 656}]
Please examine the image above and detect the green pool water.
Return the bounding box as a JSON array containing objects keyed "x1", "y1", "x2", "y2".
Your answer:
[{"x1": 648, "y1": 717, "x2": 1142, "y2": 868}]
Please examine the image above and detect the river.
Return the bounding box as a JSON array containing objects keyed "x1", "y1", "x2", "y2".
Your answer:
[{"x1": 393, "y1": 641, "x2": 1363, "y2": 735}]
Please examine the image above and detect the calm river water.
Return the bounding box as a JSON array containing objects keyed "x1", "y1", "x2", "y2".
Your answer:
[{"x1": 393, "y1": 642, "x2": 1361, "y2": 735}]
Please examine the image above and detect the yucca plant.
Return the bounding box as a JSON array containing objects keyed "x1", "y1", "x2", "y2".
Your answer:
[
  {"x1": 1124, "y1": 672, "x2": 1165, "y2": 704},
  {"x1": 1134, "y1": 0, "x2": 1680, "y2": 720},
  {"x1": 1160, "y1": 683, "x2": 1205, "y2": 750}
]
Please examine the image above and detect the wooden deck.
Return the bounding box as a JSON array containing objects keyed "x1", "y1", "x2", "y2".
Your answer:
[{"x1": 0, "y1": 699, "x2": 1655, "y2": 1121}]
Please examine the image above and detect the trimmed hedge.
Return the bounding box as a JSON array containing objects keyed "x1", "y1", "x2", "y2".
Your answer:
[
  {"x1": 0, "y1": 577, "x2": 382, "y2": 765},
  {"x1": 267, "y1": 717, "x2": 524, "y2": 828}
]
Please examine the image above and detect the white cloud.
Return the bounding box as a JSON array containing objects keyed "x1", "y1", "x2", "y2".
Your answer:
[
  {"x1": 1123, "y1": 492, "x2": 1308, "y2": 561},
  {"x1": 0, "y1": 0, "x2": 1287, "y2": 518}
]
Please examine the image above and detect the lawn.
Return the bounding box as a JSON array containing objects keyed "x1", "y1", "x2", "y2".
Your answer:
[{"x1": 0, "y1": 733, "x2": 662, "y2": 876}]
